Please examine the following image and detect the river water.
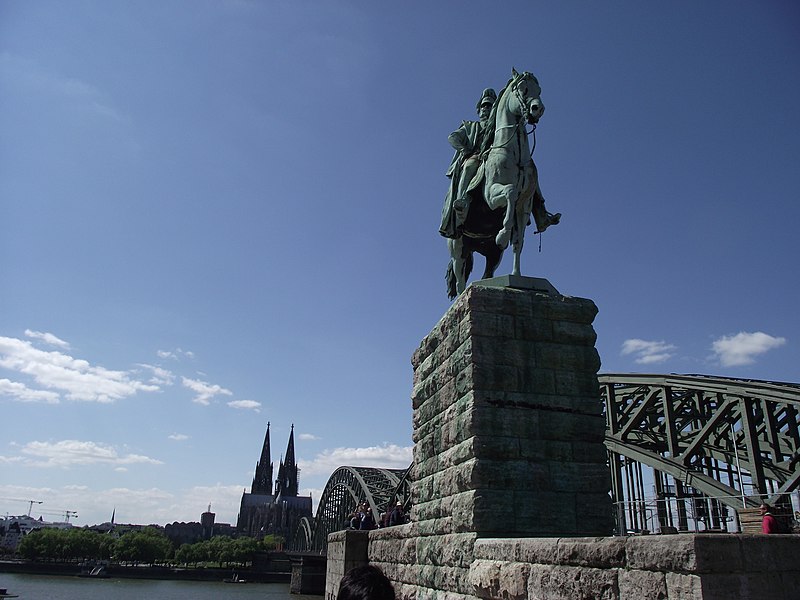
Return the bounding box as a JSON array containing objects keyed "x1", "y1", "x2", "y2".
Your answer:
[{"x1": 1, "y1": 573, "x2": 319, "y2": 599}]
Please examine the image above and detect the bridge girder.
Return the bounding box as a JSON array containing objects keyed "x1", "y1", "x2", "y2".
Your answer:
[
  {"x1": 292, "y1": 465, "x2": 409, "y2": 554},
  {"x1": 601, "y1": 373, "x2": 800, "y2": 508}
]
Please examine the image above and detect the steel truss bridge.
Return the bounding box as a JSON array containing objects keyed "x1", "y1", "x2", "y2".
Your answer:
[
  {"x1": 602, "y1": 373, "x2": 800, "y2": 533},
  {"x1": 291, "y1": 466, "x2": 410, "y2": 553},
  {"x1": 293, "y1": 374, "x2": 800, "y2": 551}
]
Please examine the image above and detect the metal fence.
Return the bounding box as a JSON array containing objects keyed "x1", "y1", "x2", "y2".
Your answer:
[{"x1": 612, "y1": 491, "x2": 799, "y2": 535}]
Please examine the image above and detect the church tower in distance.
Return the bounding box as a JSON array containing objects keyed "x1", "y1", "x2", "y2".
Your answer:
[
  {"x1": 251, "y1": 422, "x2": 274, "y2": 495},
  {"x1": 236, "y1": 422, "x2": 312, "y2": 543}
]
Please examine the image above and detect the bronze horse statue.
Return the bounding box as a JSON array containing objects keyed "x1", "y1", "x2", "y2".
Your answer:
[{"x1": 445, "y1": 69, "x2": 559, "y2": 299}]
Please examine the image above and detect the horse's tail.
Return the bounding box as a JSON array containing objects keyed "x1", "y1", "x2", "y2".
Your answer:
[
  {"x1": 446, "y1": 253, "x2": 473, "y2": 300},
  {"x1": 446, "y1": 262, "x2": 457, "y2": 300}
]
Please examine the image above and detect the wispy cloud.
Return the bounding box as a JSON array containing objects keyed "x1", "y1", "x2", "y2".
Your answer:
[
  {"x1": 11, "y1": 440, "x2": 162, "y2": 468},
  {"x1": 24, "y1": 329, "x2": 70, "y2": 349},
  {"x1": 0, "y1": 335, "x2": 160, "y2": 403},
  {"x1": 137, "y1": 364, "x2": 175, "y2": 386},
  {"x1": 181, "y1": 376, "x2": 233, "y2": 405},
  {"x1": 168, "y1": 433, "x2": 189, "y2": 441},
  {"x1": 299, "y1": 433, "x2": 320, "y2": 441},
  {"x1": 711, "y1": 331, "x2": 787, "y2": 367},
  {"x1": 299, "y1": 444, "x2": 412, "y2": 477},
  {"x1": 621, "y1": 339, "x2": 676, "y2": 365},
  {"x1": 227, "y1": 400, "x2": 261, "y2": 411},
  {"x1": 1, "y1": 53, "x2": 126, "y2": 123},
  {"x1": 0, "y1": 378, "x2": 60, "y2": 403},
  {"x1": 157, "y1": 348, "x2": 195, "y2": 361}
]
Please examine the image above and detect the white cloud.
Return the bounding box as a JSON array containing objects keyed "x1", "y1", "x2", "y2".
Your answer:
[
  {"x1": 24, "y1": 330, "x2": 70, "y2": 349},
  {"x1": 299, "y1": 433, "x2": 320, "y2": 441},
  {"x1": 621, "y1": 338, "x2": 676, "y2": 365},
  {"x1": 0, "y1": 335, "x2": 160, "y2": 403},
  {"x1": 711, "y1": 331, "x2": 787, "y2": 367},
  {"x1": 299, "y1": 444, "x2": 413, "y2": 477},
  {"x1": 14, "y1": 440, "x2": 163, "y2": 468},
  {"x1": 181, "y1": 376, "x2": 233, "y2": 405},
  {"x1": 168, "y1": 433, "x2": 189, "y2": 441},
  {"x1": 137, "y1": 363, "x2": 175, "y2": 386},
  {"x1": 227, "y1": 400, "x2": 261, "y2": 411},
  {"x1": 0, "y1": 378, "x2": 60, "y2": 403},
  {"x1": 157, "y1": 348, "x2": 195, "y2": 361}
]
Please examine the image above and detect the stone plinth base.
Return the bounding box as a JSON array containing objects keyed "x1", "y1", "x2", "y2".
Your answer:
[
  {"x1": 324, "y1": 530, "x2": 370, "y2": 600},
  {"x1": 411, "y1": 280, "x2": 612, "y2": 537},
  {"x1": 359, "y1": 531, "x2": 800, "y2": 600},
  {"x1": 290, "y1": 554, "x2": 327, "y2": 596}
]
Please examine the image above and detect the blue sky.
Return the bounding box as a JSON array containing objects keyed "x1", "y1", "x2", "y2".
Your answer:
[{"x1": 1, "y1": 1, "x2": 798, "y2": 527}]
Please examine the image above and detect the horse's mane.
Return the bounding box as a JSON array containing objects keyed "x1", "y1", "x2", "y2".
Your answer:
[{"x1": 479, "y1": 75, "x2": 516, "y2": 155}]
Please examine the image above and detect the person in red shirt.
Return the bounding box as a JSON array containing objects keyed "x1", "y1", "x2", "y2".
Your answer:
[{"x1": 760, "y1": 503, "x2": 780, "y2": 534}]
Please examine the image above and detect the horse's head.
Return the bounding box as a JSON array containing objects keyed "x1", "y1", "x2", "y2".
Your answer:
[{"x1": 510, "y1": 68, "x2": 544, "y2": 124}]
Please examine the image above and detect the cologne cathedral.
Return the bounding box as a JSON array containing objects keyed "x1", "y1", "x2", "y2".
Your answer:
[{"x1": 236, "y1": 423, "x2": 313, "y2": 541}]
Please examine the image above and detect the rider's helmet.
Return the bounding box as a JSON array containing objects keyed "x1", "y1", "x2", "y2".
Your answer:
[{"x1": 476, "y1": 88, "x2": 497, "y2": 112}]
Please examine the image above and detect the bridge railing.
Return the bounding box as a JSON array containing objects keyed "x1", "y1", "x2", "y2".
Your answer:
[{"x1": 612, "y1": 491, "x2": 799, "y2": 536}]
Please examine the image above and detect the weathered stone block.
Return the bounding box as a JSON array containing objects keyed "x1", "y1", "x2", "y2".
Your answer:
[
  {"x1": 470, "y1": 560, "x2": 531, "y2": 600},
  {"x1": 530, "y1": 295, "x2": 598, "y2": 323},
  {"x1": 534, "y1": 343, "x2": 600, "y2": 373},
  {"x1": 527, "y1": 564, "x2": 619, "y2": 600},
  {"x1": 462, "y1": 311, "x2": 516, "y2": 339},
  {"x1": 617, "y1": 569, "x2": 667, "y2": 600},
  {"x1": 555, "y1": 536, "x2": 626, "y2": 568},
  {"x1": 512, "y1": 537, "x2": 560, "y2": 564},
  {"x1": 471, "y1": 335, "x2": 537, "y2": 369},
  {"x1": 553, "y1": 369, "x2": 601, "y2": 396},
  {"x1": 552, "y1": 319, "x2": 597, "y2": 345},
  {"x1": 664, "y1": 573, "x2": 703, "y2": 600},
  {"x1": 537, "y1": 410, "x2": 605, "y2": 442},
  {"x1": 738, "y1": 534, "x2": 800, "y2": 573},
  {"x1": 550, "y1": 462, "x2": 612, "y2": 493},
  {"x1": 472, "y1": 538, "x2": 521, "y2": 562},
  {"x1": 626, "y1": 535, "x2": 697, "y2": 572}
]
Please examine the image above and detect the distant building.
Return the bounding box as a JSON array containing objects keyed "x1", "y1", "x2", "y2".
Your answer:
[
  {"x1": 0, "y1": 515, "x2": 72, "y2": 552},
  {"x1": 236, "y1": 423, "x2": 312, "y2": 541},
  {"x1": 164, "y1": 505, "x2": 235, "y2": 546}
]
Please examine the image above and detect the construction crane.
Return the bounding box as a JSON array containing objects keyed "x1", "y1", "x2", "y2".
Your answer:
[
  {"x1": 36, "y1": 509, "x2": 79, "y2": 522},
  {"x1": 0, "y1": 497, "x2": 44, "y2": 516}
]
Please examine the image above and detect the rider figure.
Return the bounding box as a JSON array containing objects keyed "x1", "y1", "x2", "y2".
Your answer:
[{"x1": 440, "y1": 88, "x2": 496, "y2": 239}]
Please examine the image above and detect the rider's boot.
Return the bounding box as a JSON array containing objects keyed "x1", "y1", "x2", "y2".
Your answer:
[{"x1": 535, "y1": 211, "x2": 561, "y2": 234}]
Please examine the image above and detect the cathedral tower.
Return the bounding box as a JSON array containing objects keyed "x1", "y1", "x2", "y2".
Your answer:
[{"x1": 251, "y1": 421, "x2": 273, "y2": 495}]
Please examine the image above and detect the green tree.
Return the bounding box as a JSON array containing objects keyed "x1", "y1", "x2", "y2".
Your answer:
[{"x1": 113, "y1": 528, "x2": 172, "y2": 565}]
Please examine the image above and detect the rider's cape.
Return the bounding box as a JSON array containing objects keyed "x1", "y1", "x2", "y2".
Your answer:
[{"x1": 440, "y1": 120, "x2": 485, "y2": 239}]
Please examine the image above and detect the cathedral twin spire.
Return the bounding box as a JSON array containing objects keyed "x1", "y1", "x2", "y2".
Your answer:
[{"x1": 250, "y1": 422, "x2": 298, "y2": 497}]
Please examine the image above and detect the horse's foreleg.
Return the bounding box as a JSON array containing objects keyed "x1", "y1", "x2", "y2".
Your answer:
[
  {"x1": 511, "y1": 202, "x2": 530, "y2": 276},
  {"x1": 486, "y1": 183, "x2": 516, "y2": 250}
]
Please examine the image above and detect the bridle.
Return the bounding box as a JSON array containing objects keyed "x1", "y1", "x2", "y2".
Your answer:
[{"x1": 492, "y1": 72, "x2": 542, "y2": 156}]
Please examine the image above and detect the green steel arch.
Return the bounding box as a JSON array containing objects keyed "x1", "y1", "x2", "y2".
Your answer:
[
  {"x1": 292, "y1": 465, "x2": 410, "y2": 554},
  {"x1": 601, "y1": 373, "x2": 800, "y2": 531}
]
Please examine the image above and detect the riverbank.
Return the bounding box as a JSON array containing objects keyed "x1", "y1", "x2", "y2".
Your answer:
[{"x1": 0, "y1": 559, "x2": 291, "y2": 583}]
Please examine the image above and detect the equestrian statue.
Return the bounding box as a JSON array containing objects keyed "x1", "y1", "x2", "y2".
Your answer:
[{"x1": 440, "y1": 69, "x2": 560, "y2": 299}]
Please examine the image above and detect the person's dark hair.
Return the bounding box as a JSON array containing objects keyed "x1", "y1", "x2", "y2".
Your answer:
[{"x1": 337, "y1": 565, "x2": 395, "y2": 600}]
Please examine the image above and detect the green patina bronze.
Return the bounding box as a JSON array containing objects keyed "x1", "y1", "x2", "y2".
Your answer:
[{"x1": 442, "y1": 69, "x2": 561, "y2": 299}]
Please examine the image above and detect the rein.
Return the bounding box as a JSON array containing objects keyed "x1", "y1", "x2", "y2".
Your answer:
[{"x1": 490, "y1": 74, "x2": 540, "y2": 157}]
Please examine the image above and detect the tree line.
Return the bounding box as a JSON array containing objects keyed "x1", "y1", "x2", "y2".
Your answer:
[{"x1": 15, "y1": 527, "x2": 283, "y2": 567}]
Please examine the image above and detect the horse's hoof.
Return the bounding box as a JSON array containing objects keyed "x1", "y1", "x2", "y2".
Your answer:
[{"x1": 495, "y1": 229, "x2": 510, "y2": 249}]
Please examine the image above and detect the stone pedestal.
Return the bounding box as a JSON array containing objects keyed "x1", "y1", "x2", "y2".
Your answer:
[
  {"x1": 410, "y1": 279, "x2": 612, "y2": 537},
  {"x1": 324, "y1": 530, "x2": 370, "y2": 600}
]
